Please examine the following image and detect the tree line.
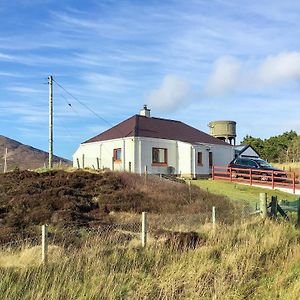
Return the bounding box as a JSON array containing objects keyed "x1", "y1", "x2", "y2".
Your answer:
[{"x1": 241, "y1": 130, "x2": 300, "y2": 163}]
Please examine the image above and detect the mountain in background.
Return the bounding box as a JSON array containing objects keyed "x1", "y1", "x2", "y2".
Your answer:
[{"x1": 0, "y1": 135, "x2": 71, "y2": 171}]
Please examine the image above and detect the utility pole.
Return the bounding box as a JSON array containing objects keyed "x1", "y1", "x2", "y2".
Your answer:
[
  {"x1": 3, "y1": 148, "x2": 7, "y2": 173},
  {"x1": 48, "y1": 75, "x2": 53, "y2": 169}
]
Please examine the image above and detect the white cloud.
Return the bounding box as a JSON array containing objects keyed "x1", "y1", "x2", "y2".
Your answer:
[
  {"x1": 6, "y1": 86, "x2": 44, "y2": 94},
  {"x1": 147, "y1": 75, "x2": 191, "y2": 112},
  {"x1": 0, "y1": 52, "x2": 15, "y2": 61},
  {"x1": 205, "y1": 56, "x2": 241, "y2": 96},
  {"x1": 81, "y1": 73, "x2": 136, "y2": 93},
  {"x1": 257, "y1": 52, "x2": 300, "y2": 85},
  {"x1": 204, "y1": 51, "x2": 300, "y2": 96}
]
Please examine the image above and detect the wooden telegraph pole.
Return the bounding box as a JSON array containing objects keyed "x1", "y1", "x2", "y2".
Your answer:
[{"x1": 48, "y1": 75, "x2": 53, "y2": 169}]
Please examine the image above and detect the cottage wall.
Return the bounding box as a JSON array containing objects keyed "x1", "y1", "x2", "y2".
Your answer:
[
  {"x1": 73, "y1": 137, "x2": 234, "y2": 177},
  {"x1": 73, "y1": 137, "x2": 135, "y2": 171}
]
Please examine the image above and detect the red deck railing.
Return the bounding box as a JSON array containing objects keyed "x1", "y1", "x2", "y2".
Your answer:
[{"x1": 212, "y1": 166, "x2": 300, "y2": 194}]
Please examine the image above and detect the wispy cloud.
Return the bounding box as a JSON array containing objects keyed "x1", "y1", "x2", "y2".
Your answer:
[
  {"x1": 6, "y1": 86, "x2": 44, "y2": 94},
  {"x1": 147, "y1": 75, "x2": 191, "y2": 112},
  {"x1": 0, "y1": 0, "x2": 300, "y2": 158},
  {"x1": 81, "y1": 73, "x2": 136, "y2": 93},
  {"x1": 0, "y1": 52, "x2": 15, "y2": 61}
]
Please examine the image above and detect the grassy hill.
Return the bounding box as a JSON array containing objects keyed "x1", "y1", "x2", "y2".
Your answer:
[{"x1": 0, "y1": 135, "x2": 71, "y2": 171}]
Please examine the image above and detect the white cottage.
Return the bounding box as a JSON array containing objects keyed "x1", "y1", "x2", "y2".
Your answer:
[{"x1": 73, "y1": 106, "x2": 234, "y2": 178}]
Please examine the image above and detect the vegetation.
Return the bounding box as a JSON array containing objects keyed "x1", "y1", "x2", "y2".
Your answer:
[
  {"x1": 1, "y1": 220, "x2": 300, "y2": 299},
  {"x1": 241, "y1": 130, "x2": 299, "y2": 163},
  {"x1": 0, "y1": 170, "x2": 234, "y2": 243},
  {"x1": 194, "y1": 179, "x2": 299, "y2": 206},
  {"x1": 1, "y1": 170, "x2": 300, "y2": 299},
  {"x1": 273, "y1": 162, "x2": 300, "y2": 173}
]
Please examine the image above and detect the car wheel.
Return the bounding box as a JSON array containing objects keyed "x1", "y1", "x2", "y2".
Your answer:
[
  {"x1": 232, "y1": 171, "x2": 238, "y2": 178},
  {"x1": 261, "y1": 173, "x2": 269, "y2": 181}
]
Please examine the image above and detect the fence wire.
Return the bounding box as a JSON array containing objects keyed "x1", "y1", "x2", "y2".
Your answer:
[{"x1": 0, "y1": 205, "x2": 258, "y2": 253}]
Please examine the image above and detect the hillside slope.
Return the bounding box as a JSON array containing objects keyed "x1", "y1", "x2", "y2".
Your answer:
[
  {"x1": 0, "y1": 135, "x2": 71, "y2": 171},
  {"x1": 0, "y1": 170, "x2": 233, "y2": 243}
]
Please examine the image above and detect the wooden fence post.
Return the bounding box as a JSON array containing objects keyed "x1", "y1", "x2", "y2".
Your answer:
[
  {"x1": 188, "y1": 180, "x2": 192, "y2": 203},
  {"x1": 293, "y1": 172, "x2": 296, "y2": 194},
  {"x1": 144, "y1": 165, "x2": 148, "y2": 182},
  {"x1": 82, "y1": 154, "x2": 85, "y2": 169},
  {"x1": 76, "y1": 158, "x2": 80, "y2": 169},
  {"x1": 270, "y1": 195, "x2": 278, "y2": 218},
  {"x1": 212, "y1": 206, "x2": 216, "y2": 230},
  {"x1": 42, "y1": 224, "x2": 48, "y2": 264},
  {"x1": 260, "y1": 193, "x2": 268, "y2": 219},
  {"x1": 96, "y1": 157, "x2": 100, "y2": 170},
  {"x1": 128, "y1": 162, "x2": 131, "y2": 173},
  {"x1": 297, "y1": 198, "x2": 300, "y2": 227},
  {"x1": 141, "y1": 212, "x2": 147, "y2": 247}
]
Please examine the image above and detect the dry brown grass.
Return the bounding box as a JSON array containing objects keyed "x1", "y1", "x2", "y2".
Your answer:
[
  {"x1": 1, "y1": 219, "x2": 300, "y2": 299},
  {"x1": 273, "y1": 162, "x2": 300, "y2": 173}
]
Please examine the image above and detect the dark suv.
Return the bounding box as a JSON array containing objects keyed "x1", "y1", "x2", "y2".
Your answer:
[{"x1": 228, "y1": 157, "x2": 287, "y2": 181}]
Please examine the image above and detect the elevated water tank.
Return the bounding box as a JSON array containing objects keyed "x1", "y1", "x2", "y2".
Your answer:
[{"x1": 208, "y1": 120, "x2": 236, "y2": 145}]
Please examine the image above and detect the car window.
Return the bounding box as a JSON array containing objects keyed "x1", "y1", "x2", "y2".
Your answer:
[
  {"x1": 234, "y1": 158, "x2": 241, "y2": 165},
  {"x1": 248, "y1": 160, "x2": 257, "y2": 168},
  {"x1": 255, "y1": 159, "x2": 272, "y2": 168},
  {"x1": 239, "y1": 159, "x2": 249, "y2": 166}
]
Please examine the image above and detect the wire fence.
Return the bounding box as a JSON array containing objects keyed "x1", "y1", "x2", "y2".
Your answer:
[
  {"x1": 0, "y1": 205, "x2": 253, "y2": 253},
  {"x1": 0, "y1": 196, "x2": 298, "y2": 263}
]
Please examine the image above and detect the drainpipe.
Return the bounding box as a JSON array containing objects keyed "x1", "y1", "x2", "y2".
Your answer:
[
  {"x1": 99, "y1": 143, "x2": 102, "y2": 169},
  {"x1": 122, "y1": 139, "x2": 126, "y2": 171},
  {"x1": 190, "y1": 146, "x2": 196, "y2": 179},
  {"x1": 176, "y1": 141, "x2": 179, "y2": 175},
  {"x1": 192, "y1": 146, "x2": 196, "y2": 179},
  {"x1": 139, "y1": 138, "x2": 142, "y2": 175}
]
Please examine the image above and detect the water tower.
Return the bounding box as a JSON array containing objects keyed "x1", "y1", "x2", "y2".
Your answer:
[{"x1": 208, "y1": 120, "x2": 237, "y2": 145}]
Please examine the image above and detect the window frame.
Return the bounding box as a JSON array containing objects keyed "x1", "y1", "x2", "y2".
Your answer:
[
  {"x1": 152, "y1": 147, "x2": 168, "y2": 166},
  {"x1": 113, "y1": 148, "x2": 122, "y2": 163}
]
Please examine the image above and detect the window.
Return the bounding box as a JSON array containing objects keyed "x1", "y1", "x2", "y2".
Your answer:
[
  {"x1": 197, "y1": 152, "x2": 203, "y2": 165},
  {"x1": 113, "y1": 148, "x2": 122, "y2": 162},
  {"x1": 152, "y1": 148, "x2": 167, "y2": 165}
]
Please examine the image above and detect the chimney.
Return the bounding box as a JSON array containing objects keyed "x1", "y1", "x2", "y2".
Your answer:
[{"x1": 140, "y1": 104, "x2": 151, "y2": 117}]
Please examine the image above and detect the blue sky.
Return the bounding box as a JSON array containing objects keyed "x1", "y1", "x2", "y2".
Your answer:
[{"x1": 1, "y1": 0, "x2": 300, "y2": 159}]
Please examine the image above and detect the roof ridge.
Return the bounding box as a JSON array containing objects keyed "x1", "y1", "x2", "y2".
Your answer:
[{"x1": 136, "y1": 114, "x2": 182, "y2": 123}]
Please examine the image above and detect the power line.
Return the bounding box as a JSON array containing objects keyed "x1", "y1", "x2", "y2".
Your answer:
[
  {"x1": 52, "y1": 78, "x2": 114, "y2": 128},
  {"x1": 51, "y1": 78, "x2": 130, "y2": 162},
  {"x1": 57, "y1": 92, "x2": 80, "y2": 116}
]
